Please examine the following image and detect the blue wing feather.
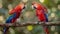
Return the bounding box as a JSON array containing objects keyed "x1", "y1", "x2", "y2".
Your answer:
[
  {"x1": 42, "y1": 10, "x2": 48, "y2": 22},
  {"x1": 6, "y1": 12, "x2": 16, "y2": 23},
  {"x1": 44, "y1": 13, "x2": 48, "y2": 22},
  {"x1": 4, "y1": 12, "x2": 16, "y2": 34}
]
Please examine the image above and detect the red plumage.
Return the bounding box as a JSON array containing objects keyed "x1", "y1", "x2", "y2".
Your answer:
[
  {"x1": 9, "y1": 3, "x2": 25, "y2": 23},
  {"x1": 32, "y1": 2, "x2": 49, "y2": 34},
  {"x1": 4, "y1": 2, "x2": 26, "y2": 34}
]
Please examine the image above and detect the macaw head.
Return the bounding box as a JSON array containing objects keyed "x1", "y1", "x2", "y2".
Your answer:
[
  {"x1": 32, "y1": 2, "x2": 40, "y2": 9},
  {"x1": 19, "y1": 2, "x2": 26, "y2": 9},
  {"x1": 32, "y1": 2, "x2": 38, "y2": 9},
  {"x1": 32, "y1": 2, "x2": 42, "y2": 10},
  {"x1": 32, "y1": 2, "x2": 48, "y2": 13}
]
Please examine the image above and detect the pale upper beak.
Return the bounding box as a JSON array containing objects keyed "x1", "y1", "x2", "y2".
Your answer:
[{"x1": 32, "y1": 4, "x2": 37, "y2": 9}]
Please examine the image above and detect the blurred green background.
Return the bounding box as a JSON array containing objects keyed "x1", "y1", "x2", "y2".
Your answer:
[{"x1": 0, "y1": 0, "x2": 60, "y2": 34}]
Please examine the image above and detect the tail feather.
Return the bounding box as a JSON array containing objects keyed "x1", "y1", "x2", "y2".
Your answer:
[
  {"x1": 4, "y1": 27, "x2": 9, "y2": 34},
  {"x1": 43, "y1": 26, "x2": 49, "y2": 34},
  {"x1": 4, "y1": 13, "x2": 16, "y2": 34}
]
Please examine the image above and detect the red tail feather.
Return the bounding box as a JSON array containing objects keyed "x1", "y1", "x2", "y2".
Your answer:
[{"x1": 43, "y1": 27, "x2": 49, "y2": 34}]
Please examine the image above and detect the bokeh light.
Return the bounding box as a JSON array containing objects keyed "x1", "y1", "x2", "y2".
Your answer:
[
  {"x1": 27, "y1": 25, "x2": 33, "y2": 31},
  {"x1": 0, "y1": 3, "x2": 3, "y2": 8},
  {"x1": 39, "y1": 0, "x2": 44, "y2": 3},
  {"x1": 54, "y1": 0, "x2": 58, "y2": 4},
  {"x1": 24, "y1": 11, "x2": 34, "y2": 19},
  {"x1": 54, "y1": 32, "x2": 58, "y2": 34},
  {"x1": 9, "y1": 28, "x2": 15, "y2": 34},
  {"x1": 51, "y1": 26, "x2": 56, "y2": 31},
  {"x1": 0, "y1": 16, "x2": 4, "y2": 22},
  {"x1": 8, "y1": 4, "x2": 13, "y2": 11},
  {"x1": 22, "y1": 0, "x2": 28, "y2": 3},
  {"x1": 58, "y1": 5, "x2": 60, "y2": 10},
  {"x1": 0, "y1": 0, "x2": 2, "y2": 8},
  {"x1": 0, "y1": 31, "x2": 3, "y2": 34},
  {"x1": 51, "y1": 13, "x2": 55, "y2": 17},
  {"x1": 52, "y1": 7, "x2": 57, "y2": 12}
]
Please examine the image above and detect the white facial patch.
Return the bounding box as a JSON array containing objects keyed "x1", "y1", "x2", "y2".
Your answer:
[
  {"x1": 32, "y1": 5, "x2": 34, "y2": 9},
  {"x1": 32, "y1": 4, "x2": 37, "y2": 9}
]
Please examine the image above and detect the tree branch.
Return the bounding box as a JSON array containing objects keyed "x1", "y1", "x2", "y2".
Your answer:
[{"x1": 0, "y1": 22, "x2": 60, "y2": 27}]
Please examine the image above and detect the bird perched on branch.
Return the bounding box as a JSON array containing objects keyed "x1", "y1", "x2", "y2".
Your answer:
[
  {"x1": 32, "y1": 2, "x2": 49, "y2": 34},
  {"x1": 4, "y1": 2, "x2": 26, "y2": 34}
]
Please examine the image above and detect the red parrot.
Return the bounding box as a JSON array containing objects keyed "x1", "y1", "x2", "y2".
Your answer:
[
  {"x1": 4, "y1": 2, "x2": 26, "y2": 34},
  {"x1": 32, "y1": 2, "x2": 49, "y2": 34}
]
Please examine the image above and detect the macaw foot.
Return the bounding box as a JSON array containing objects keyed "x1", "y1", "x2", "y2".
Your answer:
[
  {"x1": 12, "y1": 22, "x2": 20, "y2": 27},
  {"x1": 37, "y1": 21, "x2": 40, "y2": 24}
]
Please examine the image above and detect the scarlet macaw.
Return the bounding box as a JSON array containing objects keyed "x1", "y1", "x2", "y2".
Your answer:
[
  {"x1": 4, "y1": 2, "x2": 26, "y2": 34},
  {"x1": 32, "y1": 2, "x2": 49, "y2": 34}
]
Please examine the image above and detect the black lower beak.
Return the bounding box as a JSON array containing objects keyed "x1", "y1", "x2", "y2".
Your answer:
[
  {"x1": 23, "y1": 6, "x2": 25, "y2": 9},
  {"x1": 34, "y1": 6, "x2": 37, "y2": 9}
]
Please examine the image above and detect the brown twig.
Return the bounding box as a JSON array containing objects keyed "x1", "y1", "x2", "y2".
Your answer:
[{"x1": 0, "y1": 22, "x2": 60, "y2": 27}]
